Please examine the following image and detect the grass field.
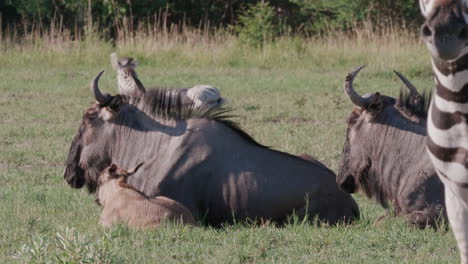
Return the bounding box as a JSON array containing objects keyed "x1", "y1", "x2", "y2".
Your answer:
[{"x1": 0, "y1": 31, "x2": 459, "y2": 263}]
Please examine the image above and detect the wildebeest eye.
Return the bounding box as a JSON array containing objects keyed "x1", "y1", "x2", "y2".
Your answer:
[
  {"x1": 108, "y1": 104, "x2": 120, "y2": 112},
  {"x1": 108, "y1": 96, "x2": 122, "y2": 111}
]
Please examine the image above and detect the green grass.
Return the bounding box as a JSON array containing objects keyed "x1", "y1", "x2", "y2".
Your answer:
[{"x1": 0, "y1": 34, "x2": 458, "y2": 263}]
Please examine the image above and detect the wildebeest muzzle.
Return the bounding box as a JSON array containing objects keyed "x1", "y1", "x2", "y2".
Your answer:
[
  {"x1": 64, "y1": 133, "x2": 86, "y2": 188},
  {"x1": 339, "y1": 175, "x2": 357, "y2": 194}
]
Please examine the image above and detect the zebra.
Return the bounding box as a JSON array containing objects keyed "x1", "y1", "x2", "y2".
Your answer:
[
  {"x1": 110, "y1": 52, "x2": 145, "y2": 97},
  {"x1": 419, "y1": 0, "x2": 468, "y2": 263},
  {"x1": 110, "y1": 53, "x2": 225, "y2": 109}
]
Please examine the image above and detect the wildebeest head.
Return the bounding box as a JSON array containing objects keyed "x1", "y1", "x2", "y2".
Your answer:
[
  {"x1": 64, "y1": 71, "x2": 132, "y2": 192},
  {"x1": 337, "y1": 66, "x2": 428, "y2": 202}
]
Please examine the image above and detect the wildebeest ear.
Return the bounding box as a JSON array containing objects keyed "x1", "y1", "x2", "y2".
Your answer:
[
  {"x1": 109, "y1": 164, "x2": 118, "y2": 173},
  {"x1": 107, "y1": 95, "x2": 123, "y2": 112},
  {"x1": 366, "y1": 93, "x2": 383, "y2": 115}
]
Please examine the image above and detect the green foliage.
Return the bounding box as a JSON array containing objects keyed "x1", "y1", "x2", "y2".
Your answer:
[
  {"x1": 234, "y1": 1, "x2": 279, "y2": 47},
  {"x1": 289, "y1": 0, "x2": 364, "y2": 33},
  {"x1": 1, "y1": 0, "x2": 422, "y2": 37},
  {"x1": 290, "y1": 0, "x2": 420, "y2": 34}
]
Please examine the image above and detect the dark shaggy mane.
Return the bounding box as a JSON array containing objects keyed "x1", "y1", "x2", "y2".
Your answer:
[
  {"x1": 396, "y1": 89, "x2": 432, "y2": 119},
  {"x1": 121, "y1": 89, "x2": 268, "y2": 148}
]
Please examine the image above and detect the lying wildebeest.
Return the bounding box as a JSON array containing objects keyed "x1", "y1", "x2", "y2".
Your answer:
[
  {"x1": 110, "y1": 52, "x2": 224, "y2": 108},
  {"x1": 64, "y1": 71, "x2": 359, "y2": 226},
  {"x1": 97, "y1": 163, "x2": 196, "y2": 228},
  {"x1": 337, "y1": 65, "x2": 446, "y2": 228}
]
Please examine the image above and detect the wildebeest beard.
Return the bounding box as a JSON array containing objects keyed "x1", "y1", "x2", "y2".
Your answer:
[
  {"x1": 64, "y1": 121, "x2": 112, "y2": 193},
  {"x1": 64, "y1": 131, "x2": 85, "y2": 188},
  {"x1": 338, "y1": 129, "x2": 388, "y2": 208}
]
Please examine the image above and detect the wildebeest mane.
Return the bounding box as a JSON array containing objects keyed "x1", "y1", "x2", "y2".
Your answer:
[
  {"x1": 121, "y1": 89, "x2": 268, "y2": 148},
  {"x1": 396, "y1": 89, "x2": 432, "y2": 119}
]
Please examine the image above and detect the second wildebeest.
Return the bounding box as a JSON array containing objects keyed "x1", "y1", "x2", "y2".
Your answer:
[
  {"x1": 63, "y1": 71, "x2": 359, "y2": 227},
  {"x1": 337, "y1": 65, "x2": 446, "y2": 228}
]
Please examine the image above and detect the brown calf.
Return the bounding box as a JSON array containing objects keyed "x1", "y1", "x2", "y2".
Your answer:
[{"x1": 96, "y1": 163, "x2": 196, "y2": 228}]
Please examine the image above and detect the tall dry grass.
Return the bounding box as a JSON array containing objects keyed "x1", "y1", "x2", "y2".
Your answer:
[{"x1": 0, "y1": 14, "x2": 428, "y2": 76}]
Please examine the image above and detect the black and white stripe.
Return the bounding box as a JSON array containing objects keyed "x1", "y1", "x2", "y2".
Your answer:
[
  {"x1": 420, "y1": 1, "x2": 468, "y2": 263},
  {"x1": 427, "y1": 56, "x2": 468, "y2": 264}
]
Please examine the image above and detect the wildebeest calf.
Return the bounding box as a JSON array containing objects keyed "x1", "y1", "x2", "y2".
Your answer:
[{"x1": 96, "y1": 163, "x2": 197, "y2": 228}]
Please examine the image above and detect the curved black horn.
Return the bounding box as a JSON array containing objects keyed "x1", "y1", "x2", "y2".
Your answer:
[
  {"x1": 393, "y1": 70, "x2": 421, "y2": 96},
  {"x1": 127, "y1": 162, "x2": 144, "y2": 175},
  {"x1": 91, "y1": 71, "x2": 111, "y2": 104},
  {"x1": 344, "y1": 65, "x2": 371, "y2": 108}
]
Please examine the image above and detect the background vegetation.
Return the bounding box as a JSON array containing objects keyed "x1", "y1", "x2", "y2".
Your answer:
[
  {"x1": 0, "y1": 0, "x2": 457, "y2": 263},
  {"x1": 2, "y1": 0, "x2": 421, "y2": 37}
]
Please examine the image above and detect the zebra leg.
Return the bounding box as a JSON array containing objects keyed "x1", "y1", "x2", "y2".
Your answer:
[{"x1": 445, "y1": 185, "x2": 468, "y2": 264}]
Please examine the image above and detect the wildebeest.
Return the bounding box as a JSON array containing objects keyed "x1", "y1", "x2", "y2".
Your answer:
[
  {"x1": 110, "y1": 52, "x2": 225, "y2": 108},
  {"x1": 97, "y1": 163, "x2": 196, "y2": 228},
  {"x1": 63, "y1": 71, "x2": 359, "y2": 226},
  {"x1": 337, "y1": 65, "x2": 446, "y2": 228}
]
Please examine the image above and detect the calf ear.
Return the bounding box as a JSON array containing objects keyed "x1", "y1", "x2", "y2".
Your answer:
[
  {"x1": 109, "y1": 164, "x2": 118, "y2": 173},
  {"x1": 127, "y1": 162, "x2": 144, "y2": 176}
]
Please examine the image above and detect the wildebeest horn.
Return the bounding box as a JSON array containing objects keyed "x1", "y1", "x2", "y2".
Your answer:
[
  {"x1": 344, "y1": 65, "x2": 371, "y2": 108},
  {"x1": 393, "y1": 70, "x2": 420, "y2": 96},
  {"x1": 91, "y1": 71, "x2": 112, "y2": 104}
]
